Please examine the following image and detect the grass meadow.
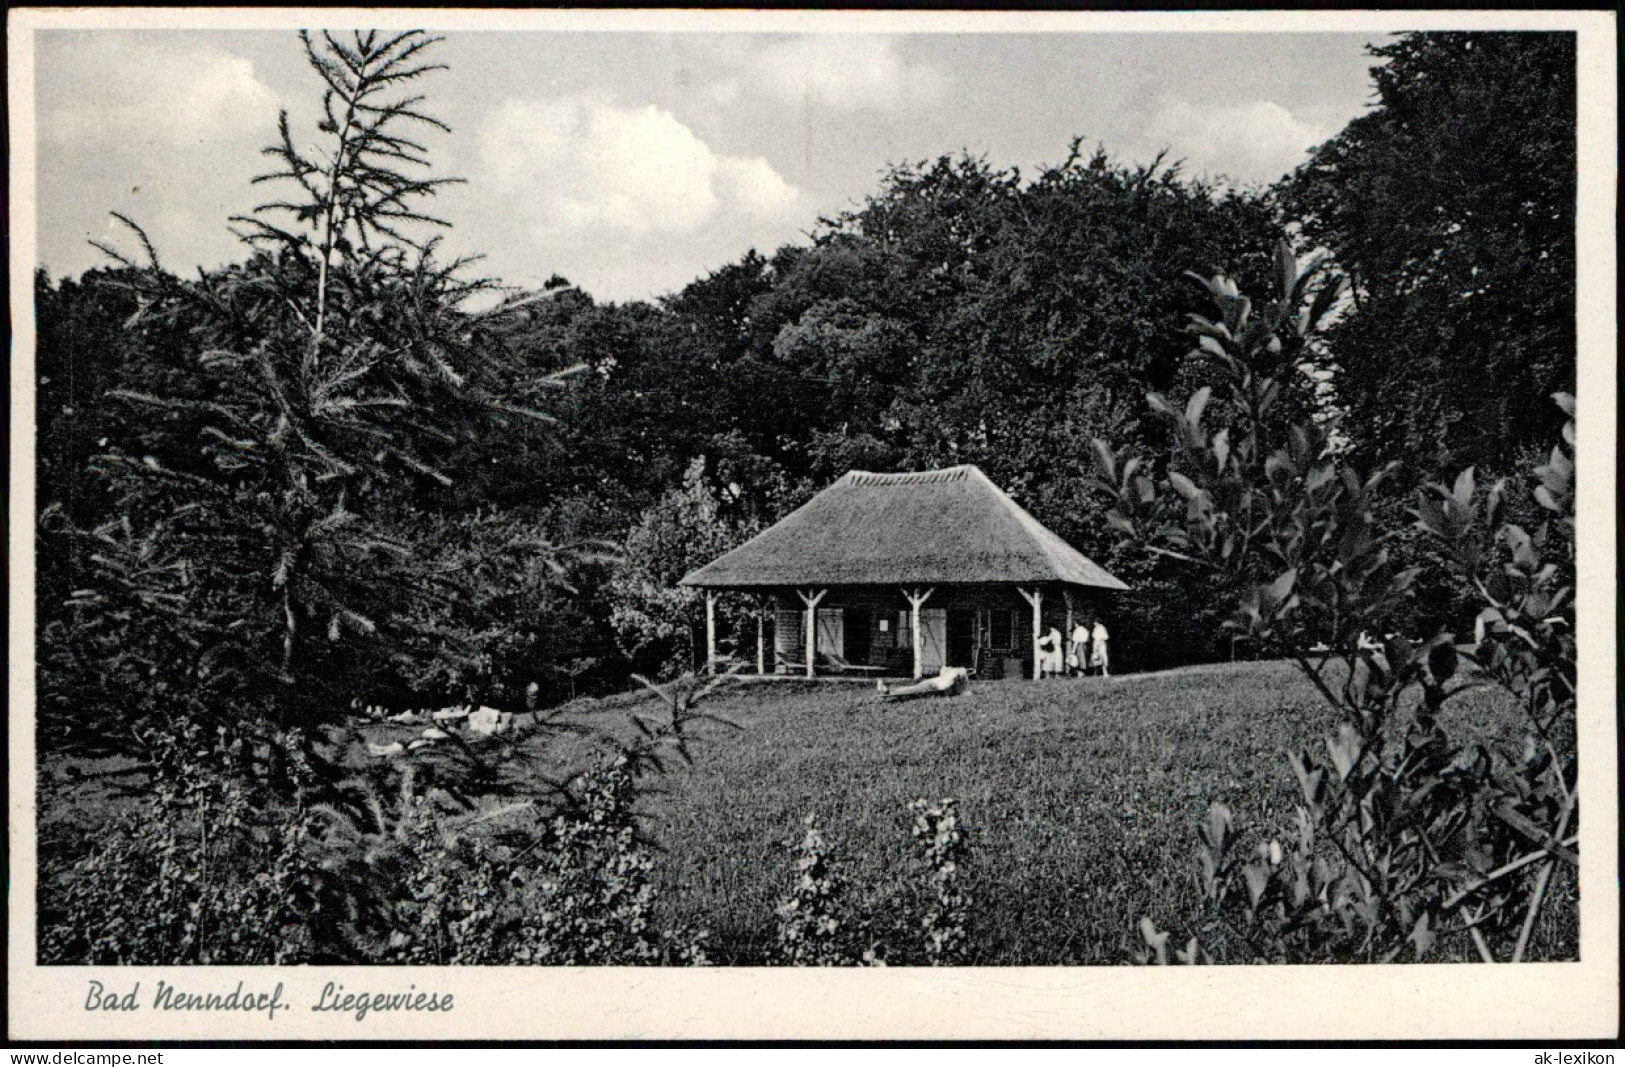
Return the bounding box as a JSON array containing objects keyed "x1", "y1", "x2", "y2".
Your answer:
[
  {"x1": 39, "y1": 659, "x2": 1550, "y2": 965},
  {"x1": 613, "y1": 658, "x2": 1533, "y2": 964}
]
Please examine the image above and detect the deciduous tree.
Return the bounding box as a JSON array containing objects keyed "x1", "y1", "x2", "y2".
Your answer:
[{"x1": 1280, "y1": 31, "x2": 1576, "y2": 477}]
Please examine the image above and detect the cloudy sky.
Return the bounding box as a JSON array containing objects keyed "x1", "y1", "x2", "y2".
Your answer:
[{"x1": 30, "y1": 25, "x2": 1386, "y2": 303}]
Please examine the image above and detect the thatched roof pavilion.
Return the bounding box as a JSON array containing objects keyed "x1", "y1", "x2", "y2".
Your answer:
[{"x1": 680, "y1": 465, "x2": 1128, "y2": 680}]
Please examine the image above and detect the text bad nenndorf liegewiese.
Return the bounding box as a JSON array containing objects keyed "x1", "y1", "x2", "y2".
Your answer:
[{"x1": 84, "y1": 980, "x2": 455, "y2": 1022}]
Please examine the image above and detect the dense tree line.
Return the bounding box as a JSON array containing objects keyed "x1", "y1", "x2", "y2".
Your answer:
[
  {"x1": 34, "y1": 30, "x2": 1577, "y2": 748},
  {"x1": 1280, "y1": 32, "x2": 1576, "y2": 480}
]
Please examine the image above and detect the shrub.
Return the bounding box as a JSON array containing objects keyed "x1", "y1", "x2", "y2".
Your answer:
[
  {"x1": 510, "y1": 758, "x2": 708, "y2": 965},
  {"x1": 1095, "y1": 245, "x2": 1577, "y2": 963},
  {"x1": 773, "y1": 798, "x2": 974, "y2": 967},
  {"x1": 911, "y1": 797, "x2": 971, "y2": 965},
  {"x1": 775, "y1": 815, "x2": 860, "y2": 966},
  {"x1": 40, "y1": 721, "x2": 322, "y2": 965},
  {"x1": 38, "y1": 30, "x2": 579, "y2": 755}
]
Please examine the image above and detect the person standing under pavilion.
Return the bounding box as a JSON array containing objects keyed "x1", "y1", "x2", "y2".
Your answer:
[{"x1": 1090, "y1": 617, "x2": 1110, "y2": 677}]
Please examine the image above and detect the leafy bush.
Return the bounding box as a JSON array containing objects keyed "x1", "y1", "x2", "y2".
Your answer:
[
  {"x1": 35, "y1": 28, "x2": 701, "y2": 970},
  {"x1": 1094, "y1": 245, "x2": 1577, "y2": 963},
  {"x1": 369, "y1": 757, "x2": 707, "y2": 967},
  {"x1": 772, "y1": 798, "x2": 974, "y2": 967},
  {"x1": 775, "y1": 814, "x2": 864, "y2": 966},
  {"x1": 911, "y1": 797, "x2": 971, "y2": 965},
  {"x1": 41, "y1": 673, "x2": 725, "y2": 965},
  {"x1": 40, "y1": 721, "x2": 323, "y2": 965},
  {"x1": 605, "y1": 457, "x2": 765, "y2": 678}
]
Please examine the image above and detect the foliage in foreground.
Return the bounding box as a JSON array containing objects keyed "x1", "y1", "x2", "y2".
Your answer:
[
  {"x1": 35, "y1": 28, "x2": 681, "y2": 970},
  {"x1": 772, "y1": 798, "x2": 973, "y2": 967},
  {"x1": 37, "y1": 27, "x2": 984, "y2": 972},
  {"x1": 40, "y1": 674, "x2": 707, "y2": 965},
  {"x1": 1093, "y1": 246, "x2": 1576, "y2": 963},
  {"x1": 604, "y1": 457, "x2": 771, "y2": 677},
  {"x1": 39, "y1": 722, "x2": 325, "y2": 965},
  {"x1": 37, "y1": 30, "x2": 579, "y2": 756},
  {"x1": 41, "y1": 667, "x2": 973, "y2": 966}
]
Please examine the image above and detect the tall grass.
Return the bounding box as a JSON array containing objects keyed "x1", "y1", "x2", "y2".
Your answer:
[
  {"x1": 635, "y1": 660, "x2": 1527, "y2": 964},
  {"x1": 39, "y1": 660, "x2": 1534, "y2": 965}
]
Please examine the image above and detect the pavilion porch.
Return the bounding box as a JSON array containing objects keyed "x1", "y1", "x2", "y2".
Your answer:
[{"x1": 700, "y1": 583, "x2": 1108, "y2": 682}]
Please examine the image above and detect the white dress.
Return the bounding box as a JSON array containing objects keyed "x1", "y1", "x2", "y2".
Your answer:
[
  {"x1": 1040, "y1": 628, "x2": 1064, "y2": 675},
  {"x1": 1069, "y1": 624, "x2": 1089, "y2": 669}
]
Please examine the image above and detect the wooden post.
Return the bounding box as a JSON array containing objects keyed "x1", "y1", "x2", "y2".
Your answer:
[
  {"x1": 1063, "y1": 590, "x2": 1075, "y2": 677},
  {"x1": 705, "y1": 591, "x2": 717, "y2": 675},
  {"x1": 756, "y1": 598, "x2": 766, "y2": 676},
  {"x1": 796, "y1": 589, "x2": 827, "y2": 678},
  {"x1": 1018, "y1": 587, "x2": 1044, "y2": 680},
  {"x1": 902, "y1": 587, "x2": 935, "y2": 679}
]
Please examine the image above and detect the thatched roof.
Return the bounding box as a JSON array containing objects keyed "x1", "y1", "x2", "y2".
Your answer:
[{"x1": 680, "y1": 465, "x2": 1129, "y2": 591}]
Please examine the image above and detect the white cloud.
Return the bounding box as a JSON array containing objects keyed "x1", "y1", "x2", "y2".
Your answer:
[
  {"x1": 710, "y1": 36, "x2": 946, "y2": 113},
  {"x1": 44, "y1": 38, "x2": 278, "y2": 149},
  {"x1": 35, "y1": 37, "x2": 285, "y2": 280},
  {"x1": 462, "y1": 94, "x2": 809, "y2": 301},
  {"x1": 715, "y1": 156, "x2": 799, "y2": 218},
  {"x1": 477, "y1": 95, "x2": 802, "y2": 236},
  {"x1": 1130, "y1": 96, "x2": 1331, "y2": 185}
]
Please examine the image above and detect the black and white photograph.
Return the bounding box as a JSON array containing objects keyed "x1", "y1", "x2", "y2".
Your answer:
[{"x1": 7, "y1": 7, "x2": 1617, "y2": 1042}]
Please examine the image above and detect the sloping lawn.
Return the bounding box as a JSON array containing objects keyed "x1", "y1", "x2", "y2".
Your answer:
[
  {"x1": 37, "y1": 659, "x2": 1544, "y2": 965},
  {"x1": 633, "y1": 659, "x2": 1528, "y2": 964}
]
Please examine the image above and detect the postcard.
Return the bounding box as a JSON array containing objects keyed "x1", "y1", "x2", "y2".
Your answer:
[{"x1": 8, "y1": 7, "x2": 1617, "y2": 1042}]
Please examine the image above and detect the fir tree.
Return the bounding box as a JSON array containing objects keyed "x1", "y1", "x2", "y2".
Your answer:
[{"x1": 45, "y1": 31, "x2": 573, "y2": 750}]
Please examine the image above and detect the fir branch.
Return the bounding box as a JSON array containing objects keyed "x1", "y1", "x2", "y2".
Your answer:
[{"x1": 91, "y1": 212, "x2": 164, "y2": 272}]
